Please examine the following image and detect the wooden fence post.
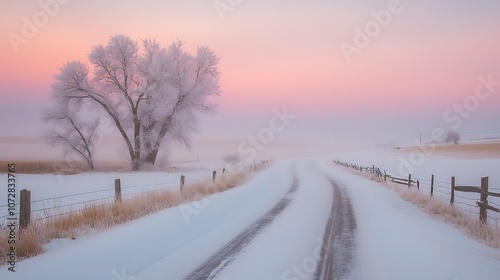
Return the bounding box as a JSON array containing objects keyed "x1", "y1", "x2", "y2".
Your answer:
[
  {"x1": 408, "y1": 174, "x2": 412, "y2": 188},
  {"x1": 115, "y1": 179, "x2": 122, "y2": 203},
  {"x1": 479, "y1": 176, "x2": 489, "y2": 224},
  {"x1": 223, "y1": 168, "x2": 226, "y2": 174},
  {"x1": 417, "y1": 180, "x2": 420, "y2": 190},
  {"x1": 212, "y1": 171, "x2": 216, "y2": 181},
  {"x1": 450, "y1": 176, "x2": 455, "y2": 204},
  {"x1": 431, "y1": 175, "x2": 434, "y2": 196},
  {"x1": 19, "y1": 189, "x2": 31, "y2": 229},
  {"x1": 180, "y1": 175, "x2": 185, "y2": 191},
  {"x1": 384, "y1": 171, "x2": 387, "y2": 181}
]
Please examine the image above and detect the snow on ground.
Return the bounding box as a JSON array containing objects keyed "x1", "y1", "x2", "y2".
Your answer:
[
  {"x1": 318, "y1": 161, "x2": 500, "y2": 280},
  {"x1": 1, "y1": 157, "x2": 499, "y2": 279},
  {"x1": 211, "y1": 160, "x2": 335, "y2": 280},
  {"x1": 0, "y1": 161, "x2": 294, "y2": 279},
  {"x1": 333, "y1": 148, "x2": 500, "y2": 229},
  {"x1": 0, "y1": 169, "x2": 214, "y2": 225}
]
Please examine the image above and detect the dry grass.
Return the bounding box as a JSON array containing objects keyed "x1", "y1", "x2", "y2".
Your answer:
[
  {"x1": 395, "y1": 188, "x2": 500, "y2": 247},
  {"x1": 0, "y1": 225, "x2": 45, "y2": 263},
  {"x1": 398, "y1": 140, "x2": 500, "y2": 158},
  {"x1": 0, "y1": 165, "x2": 260, "y2": 265},
  {"x1": 0, "y1": 160, "x2": 183, "y2": 174},
  {"x1": 340, "y1": 166, "x2": 500, "y2": 248},
  {"x1": 0, "y1": 161, "x2": 84, "y2": 174}
]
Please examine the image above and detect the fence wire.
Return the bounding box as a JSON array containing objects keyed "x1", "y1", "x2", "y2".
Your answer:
[
  {"x1": 0, "y1": 165, "x2": 251, "y2": 225},
  {"x1": 31, "y1": 188, "x2": 113, "y2": 204},
  {"x1": 0, "y1": 176, "x2": 196, "y2": 224},
  {"x1": 333, "y1": 159, "x2": 500, "y2": 226}
]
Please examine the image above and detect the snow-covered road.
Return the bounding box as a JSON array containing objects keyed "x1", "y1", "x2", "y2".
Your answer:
[
  {"x1": 185, "y1": 160, "x2": 356, "y2": 280},
  {"x1": 1, "y1": 159, "x2": 499, "y2": 279}
]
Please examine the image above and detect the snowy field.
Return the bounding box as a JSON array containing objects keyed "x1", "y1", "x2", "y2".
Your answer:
[
  {"x1": 0, "y1": 136, "x2": 334, "y2": 226},
  {"x1": 0, "y1": 169, "x2": 216, "y2": 226},
  {"x1": 333, "y1": 147, "x2": 500, "y2": 229},
  {"x1": 1, "y1": 156, "x2": 499, "y2": 279}
]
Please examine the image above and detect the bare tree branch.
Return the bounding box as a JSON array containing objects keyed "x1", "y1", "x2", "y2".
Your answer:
[{"x1": 46, "y1": 35, "x2": 221, "y2": 170}]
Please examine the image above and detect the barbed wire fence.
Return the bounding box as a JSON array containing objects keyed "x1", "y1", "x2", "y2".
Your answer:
[
  {"x1": 0, "y1": 160, "x2": 270, "y2": 229},
  {"x1": 333, "y1": 159, "x2": 500, "y2": 230}
]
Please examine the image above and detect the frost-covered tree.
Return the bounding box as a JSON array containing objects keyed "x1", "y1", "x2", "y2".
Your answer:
[
  {"x1": 50, "y1": 35, "x2": 220, "y2": 170},
  {"x1": 444, "y1": 130, "x2": 461, "y2": 145},
  {"x1": 43, "y1": 100, "x2": 99, "y2": 171}
]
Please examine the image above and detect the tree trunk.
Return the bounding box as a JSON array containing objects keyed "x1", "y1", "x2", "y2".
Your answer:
[
  {"x1": 132, "y1": 158, "x2": 140, "y2": 171},
  {"x1": 87, "y1": 150, "x2": 94, "y2": 171},
  {"x1": 132, "y1": 109, "x2": 142, "y2": 171},
  {"x1": 143, "y1": 149, "x2": 160, "y2": 166},
  {"x1": 86, "y1": 154, "x2": 94, "y2": 171}
]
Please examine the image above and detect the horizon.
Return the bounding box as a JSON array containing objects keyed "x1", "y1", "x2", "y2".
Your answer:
[{"x1": 1, "y1": 0, "x2": 500, "y2": 161}]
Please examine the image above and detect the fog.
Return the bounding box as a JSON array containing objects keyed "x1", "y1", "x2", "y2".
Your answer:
[{"x1": 1, "y1": 98, "x2": 500, "y2": 164}]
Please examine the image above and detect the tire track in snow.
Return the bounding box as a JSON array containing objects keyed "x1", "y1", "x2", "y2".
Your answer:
[
  {"x1": 315, "y1": 178, "x2": 357, "y2": 280},
  {"x1": 185, "y1": 174, "x2": 299, "y2": 280}
]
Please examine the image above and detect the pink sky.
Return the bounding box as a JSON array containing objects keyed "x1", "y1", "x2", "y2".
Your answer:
[{"x1": 1, "y1": 0, "x2": 500, "y2": 147}]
